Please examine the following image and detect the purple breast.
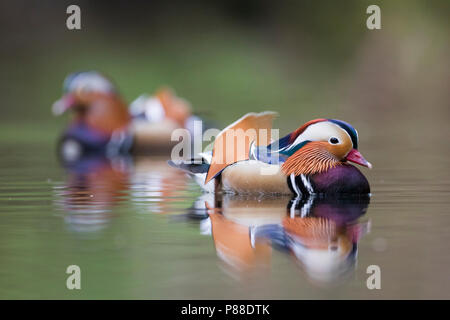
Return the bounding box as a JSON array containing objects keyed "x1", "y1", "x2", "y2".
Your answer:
[
  {"x1": 310, "y1": 164, "x2": 370, "y2": 194},
  {"x1": 62, "y1": 122, "x2": 111, "y2": 150}
]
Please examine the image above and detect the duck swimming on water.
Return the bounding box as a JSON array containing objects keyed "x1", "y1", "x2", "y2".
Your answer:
[
  {"x1": 169, "y1": 112, "x2": 372, "y2": 195},
  {"x1": 53, "y1": 71, "x2": 201, "y2": 161}
]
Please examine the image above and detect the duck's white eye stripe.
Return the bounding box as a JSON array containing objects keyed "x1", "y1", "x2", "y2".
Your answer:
[{"x1": 290, "y1": 121, "x2": 344, "y2": 146}]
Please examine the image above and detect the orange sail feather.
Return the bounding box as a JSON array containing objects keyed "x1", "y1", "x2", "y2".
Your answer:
[{"x1": 205, "y1": 112, "x2": 277, "y2": 183}]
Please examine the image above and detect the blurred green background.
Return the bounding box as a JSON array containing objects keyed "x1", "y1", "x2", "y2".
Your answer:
[{"x1": 1, "y1": 0, "x2": 448, "y2": 142}]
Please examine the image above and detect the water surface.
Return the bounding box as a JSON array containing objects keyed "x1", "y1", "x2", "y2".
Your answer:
[{"x1": 0, "y1": 123, "x2": 449, "y2": 299}]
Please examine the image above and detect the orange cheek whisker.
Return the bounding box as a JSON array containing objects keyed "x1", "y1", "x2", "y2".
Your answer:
[{"x1": 281, "y1": 143, "x2": 340, "y2": 176}]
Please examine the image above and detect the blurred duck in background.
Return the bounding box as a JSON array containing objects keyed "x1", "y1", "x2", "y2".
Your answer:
[
  {"x1": 52, "y1": 71, "x2": 203, "y2": 162},
  {"x1": 180, "y1": 193, "x2": 370, "y2": 284},
  {"x1": 129, "y1": 87, "x2": 200, "y2": 151}
]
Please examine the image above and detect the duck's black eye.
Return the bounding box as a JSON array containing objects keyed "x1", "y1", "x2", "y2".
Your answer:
[{"x1": 329, "y1": 137, "x2": 339, "y2": 144}]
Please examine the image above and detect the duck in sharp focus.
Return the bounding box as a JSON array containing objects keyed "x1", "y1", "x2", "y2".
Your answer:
[
  {"x1": 169, "y1": 112, "x2": 372, "y2": 195},
  {"x1": 53, "y1": 71, "x2": 201, "y2": 162}
]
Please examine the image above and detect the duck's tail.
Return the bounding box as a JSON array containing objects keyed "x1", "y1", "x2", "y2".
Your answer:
[
  {"x1": 167, "y1": 156, "x2": 210, "y2": 175},
  {"x1": 168, "y1": 152, "x2": 215, "y2": 192}
]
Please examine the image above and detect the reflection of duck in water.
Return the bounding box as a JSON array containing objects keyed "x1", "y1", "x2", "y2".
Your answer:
[
  {"x1": 266, "y1": 196, "x2": 370, "y2": 285},
  {"x1": 55, "y1": 154, "x2": 191, "y2": 233},
  {"x1": 129, "y1": 157, "x2": 190, "y2": 214},
  {"x1": 184, "y1": 193, "x2": 370, "y2": 284},
  {"x1": 54, "y1": 155, "x2": 130, "y2": 233},
  {"x1": 52, "y1": 71, "x2": 204, "y2": 161},
  {"x1": 205, "y1": 195, "x2": 288, "y2": 275}
]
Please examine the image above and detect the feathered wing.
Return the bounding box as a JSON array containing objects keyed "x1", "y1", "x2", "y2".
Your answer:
[{"x1": 205, "y1": 111, "x2": 278, "y2": 183}]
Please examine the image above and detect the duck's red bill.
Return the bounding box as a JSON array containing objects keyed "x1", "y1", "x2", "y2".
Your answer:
[
  {"x1": 346, "y1": 148, "x2": 372, "y2": 169},
  {"x1": 52, "y1": 94, "x2": 76, "y2": 116}
]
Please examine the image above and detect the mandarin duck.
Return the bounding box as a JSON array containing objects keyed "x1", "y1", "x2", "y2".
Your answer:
[
  {"x1": 169, "y1": 112, "x2": 372, "y2": 195},
  {"x1": 181, "y1": 192, "x2": 370, "y2": 282},
  {"x1": 53, "y1": 71, "x2": 201, "y2": 162}
]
